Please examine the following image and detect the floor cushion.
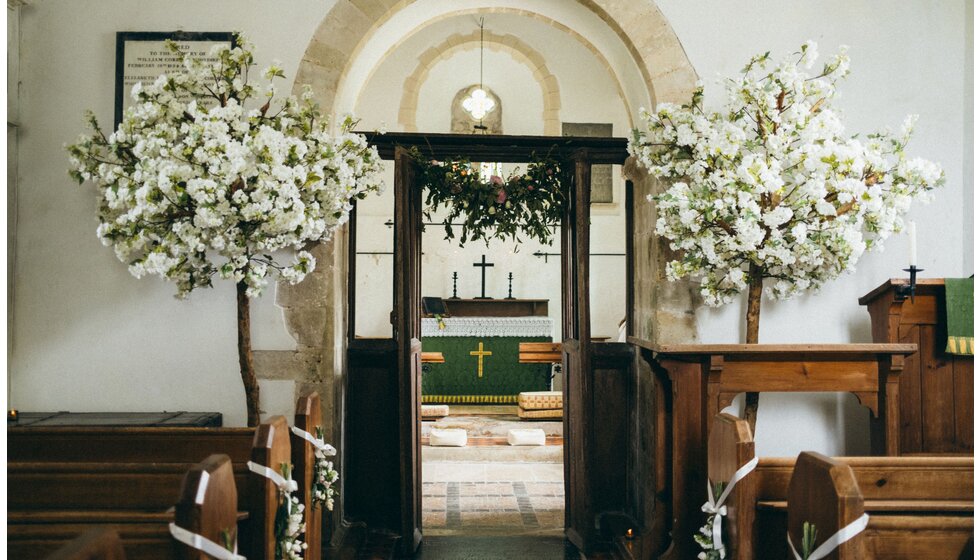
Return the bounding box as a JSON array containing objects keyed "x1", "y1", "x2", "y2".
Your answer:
[
  {"x1": 421, "y1": 404, "x2": 450, "y2": 418},
  {"x1": 517, "y1": 407, "x2": 562, "y2": 419},
  {"x1": 429, "y1": 428, "x2": 468, "y2": 447},
  {"x1": 518, "y1": 391, "x2": 562, "y2": 410},
  {"x1": 507, "y1": 428, "x2": 546, "y2": 446}
]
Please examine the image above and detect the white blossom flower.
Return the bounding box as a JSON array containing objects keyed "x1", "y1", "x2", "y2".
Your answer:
[
  {"x1": 68, "y1": 35, "x2": 384, "y2": 298},
  {"x1": 629, "y1": 42, "x2": 943, "y2": 307}
]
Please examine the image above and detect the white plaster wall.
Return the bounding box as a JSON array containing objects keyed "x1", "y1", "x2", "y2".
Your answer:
[
  {"x1": 10, "y1": 0, "x2": 334, "y2": 426},
  {"x1": 657, "y1": 0, "x2": 973, "y2": 456}
]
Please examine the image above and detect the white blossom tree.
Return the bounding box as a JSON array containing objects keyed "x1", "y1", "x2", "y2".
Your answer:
[
  {"x1": 68, "y1": 37, "x2": 383, "y2": 426},
  {"x1": 629, "y1": 42, "x2": 943, "y2": 427}
]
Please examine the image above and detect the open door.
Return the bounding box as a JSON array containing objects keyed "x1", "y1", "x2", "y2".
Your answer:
[
  {"x1": 562, "y1": 149, "x2": 596, "y2": 552},
  {"x1": 393, "y1": 146, "x2": 423, "y2": 556}
]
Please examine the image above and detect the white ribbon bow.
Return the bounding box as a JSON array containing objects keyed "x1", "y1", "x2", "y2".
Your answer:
[
  {"x1": 290, "y1": 426, "x2": 337, "y2": 456},
  {"x1": 701, "y1": 457, "x2": 759, "y2": 558},
  {"x1": 788, "y1": 513, "x2": 870, "y2": 560},
  {"x1": 246, "y1": 461, "x2": 299, "y2": 493},
  {"x1": 247, "y1": 460, "x2": 298, "y2": 514},
  {"x1": 169, "y1": 523, "x2": 246, "y2": 560}
]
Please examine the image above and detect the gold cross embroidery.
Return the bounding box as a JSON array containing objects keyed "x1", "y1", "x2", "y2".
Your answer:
[{"x1": 469, "y1": 342, "x2": 492, "y2": 378}]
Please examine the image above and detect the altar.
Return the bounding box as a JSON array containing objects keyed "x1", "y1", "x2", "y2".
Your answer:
[{"x1": 420, "y1": 317, "x2": 554, "y2": 403}]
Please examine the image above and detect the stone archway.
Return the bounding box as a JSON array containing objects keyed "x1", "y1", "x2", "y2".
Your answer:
[{"x1": 263, "y1": 0, "x2": 701, "y2": 485}]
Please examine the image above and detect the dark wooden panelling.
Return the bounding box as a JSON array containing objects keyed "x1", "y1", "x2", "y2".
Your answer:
[
  {"x1": 591, "y1": 343, "x2": 633, "y2": 516},
  {"x1": 898, "y1": 323, "x2": 923, "y2": 451},
  {"x1": 921, "y1": 323, "x2": 956, "y2": 452},
  {"x1": 860, "y1": 279, "x2": 973, "y2": 454},
  {"x1": 345, "y1": 340, "x2": 400, "y2": 533},
  {"x1": 952, "y1": 356, "x2": 973, "y2": 449}
]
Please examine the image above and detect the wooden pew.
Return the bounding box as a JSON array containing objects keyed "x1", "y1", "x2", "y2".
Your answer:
[
  {"x1": 787, "y1": 452, "x2": 866, "y2": 559},
  {"x1": 421, "y1": 352, "x2": 445, "y2": 364},
  {"x1": 246, "y1": 415, "x2": 292, "y2": 560},
  {"x1": 42, "y1": 528, "x2": 127, "y2": 560},
  {"x1": 8, "y1": 416, "x2": 294, "y2": 559},
  {"x1": 518, "y1": 342, "x2": 562, "y2": 363},
  {"x1": 8, "y1": 461, "x2": 207, "y2": 559},
  {"x1": 291, "y1": 393, "x2": 326, "y2": 560},
  {"x1": 173, "y1": 454, "x2": 242, "y2": 560},
  {"x1": 705, "y1": 413, "x2": 757, "y2": 560},
  {"x1": 707, "y1": 413, "x2": 974, "y2": 558},
  {"x1": 9, "y1": 398, "x2": 326, "y2": 554}
]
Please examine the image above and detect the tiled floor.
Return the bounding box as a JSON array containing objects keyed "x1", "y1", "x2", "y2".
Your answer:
[{"x1": 422, "y1": 461, "x2": 565, "y2": 536}]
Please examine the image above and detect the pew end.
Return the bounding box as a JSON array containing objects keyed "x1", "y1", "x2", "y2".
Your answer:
[
  {"x1": 707, "y1": 413, "x2": 757, "y2": 560},
  {"x1": 43, "y1": 528, "x2": 127, "y2": 560},
  {"x1": 293, "y1": 392, "x2": 325, "y2": 560},
  {"x1": 173, "y1": 454, "x2": 239, "y2": 560},
  {"x1": 787, "y1": 452, "x2": 865, "y2": 560},
  {"x1": 246, "y1": 415, "x2": 292, "y2": 560}
]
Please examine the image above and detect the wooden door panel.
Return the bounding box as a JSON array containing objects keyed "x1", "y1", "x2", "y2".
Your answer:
[{"x1": 897, "y1": 323, "x2": 922, "y2": 452}]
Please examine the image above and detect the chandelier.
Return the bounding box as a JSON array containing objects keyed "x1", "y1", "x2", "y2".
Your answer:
[{"x1": 462, "y1": 17, "x2": 496, "y2": 122}]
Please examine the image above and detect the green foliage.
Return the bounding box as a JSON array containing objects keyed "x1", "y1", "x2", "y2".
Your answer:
[
  {"x1": 800, "y1": 521, "x2": 818, "y2": 559},
  {"x1": 412, "y1": 148, "x2": 564, "y2": 247}
]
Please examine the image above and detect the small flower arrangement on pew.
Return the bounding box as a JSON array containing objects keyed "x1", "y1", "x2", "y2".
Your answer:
[
  {"x1": 274, "y1": 464, "x2": 306, "y2": 560},
  {"x1": 412, "y1": 148, "x2": 564, "y2": 246},
  {"x1": 629, "y1": 41, "x2": 943, "y2": 426},
  {"x1": 695, "y1": 482, "x2": 726, "y2": 560},
  {"x1": 311, "y1": 426, "x2": 339, "y2": 511},
  {"x1": 66, "y1": 34, "x2": 383, "y2": 426}
]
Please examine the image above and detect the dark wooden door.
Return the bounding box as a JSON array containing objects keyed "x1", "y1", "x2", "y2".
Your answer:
[
  {"x1": 393, "y1": 146, "x2": 423, "y2": 555},
  {"x1": 562, "y1": 150, "x2": 597, "y2": 551}
]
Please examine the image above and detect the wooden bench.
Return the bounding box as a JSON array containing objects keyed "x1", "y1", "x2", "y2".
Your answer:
[
  {"x1": 173, "y1": 453, "x2": 242, "y2": 560},
  {"x1": 518, "y1": 342, "x2": 562, "y2": 363},
  {"x1": 708, "y1": 413, "x2": 974, "y2": 558},
  {"x1": 787, "y1": 451, "x2": 866, "y2": 559},
  {"x1": 421, "y1": 351, "x2": 445, "y2": 364},
  {"x1": 10, "y1": 394, "x2": 330, "y2": 560},
  {"x1": 35, "y1": 454, "x2": 241, "y2": 560},
  {"x1": 8, "y1": 416, "x2": 293, "y2": 559}
]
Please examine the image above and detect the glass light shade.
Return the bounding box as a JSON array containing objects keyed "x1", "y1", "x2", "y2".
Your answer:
[{"x1": 462, "y1": 88, "x2": 496, "y2": 120}]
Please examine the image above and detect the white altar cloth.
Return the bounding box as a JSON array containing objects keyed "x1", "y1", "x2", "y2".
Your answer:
[{"x1": 421, "y1": 317, "x2": 554, "y2": 338}]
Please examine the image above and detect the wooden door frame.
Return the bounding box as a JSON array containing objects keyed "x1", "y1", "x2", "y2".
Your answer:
[{"x1": 348, "y1": 132, "x2": 630, "y2": 555}]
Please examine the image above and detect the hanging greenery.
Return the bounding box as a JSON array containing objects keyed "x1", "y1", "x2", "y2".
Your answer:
[{"x1": 412, "y1": 148, "x2": 564, "y2": 246}]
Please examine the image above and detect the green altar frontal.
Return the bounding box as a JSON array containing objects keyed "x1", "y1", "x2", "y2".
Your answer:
[{"x1": 420, "y1": 317, "x2": 554, "y2": 404}]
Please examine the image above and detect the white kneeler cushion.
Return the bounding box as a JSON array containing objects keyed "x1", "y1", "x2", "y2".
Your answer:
[
  {"x1": 429, "y1": 428, "x2": 468, "y2": 447},
  {"x1": 507, "y1": 428, "x2": 546, "y2": 446}
]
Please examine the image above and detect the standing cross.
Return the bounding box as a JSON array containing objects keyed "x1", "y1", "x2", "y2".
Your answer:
[
  {"x1": 473, "y1": 254, "x2": 494, "y2": 299},
  {"x1": 469, "y1": 342, "x2": 492, "y2": 378}
]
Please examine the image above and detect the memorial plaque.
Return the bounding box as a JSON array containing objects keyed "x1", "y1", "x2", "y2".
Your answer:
[{"x1": 115, "y1": 31, "x2": 234, "y2": 127}]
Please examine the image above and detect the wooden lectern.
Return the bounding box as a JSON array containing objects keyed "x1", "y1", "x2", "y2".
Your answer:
[{"x1": 859, "y1": 278, "x2": 973, "y2": 454}]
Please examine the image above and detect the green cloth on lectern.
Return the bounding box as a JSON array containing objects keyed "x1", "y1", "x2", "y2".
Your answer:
[
  {"x1": 421, "y1": 336, "x2": 551, "y2": 402},
  {"x1": 944, "y1": 277, "x2": 974, "y2": 355}
]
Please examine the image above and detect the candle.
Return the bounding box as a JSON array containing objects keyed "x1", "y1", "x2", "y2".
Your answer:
[
  {"x1": 8, "y1": 409, "x2": 18, "y2": 422},
  {"x1": 908, "y1": 221, "x2": 917, "y2": 266}
]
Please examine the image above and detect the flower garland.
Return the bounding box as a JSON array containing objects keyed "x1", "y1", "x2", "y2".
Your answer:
[
  {"x1": 274, "y1": 463, "x2": 306, "y2": 560},
  {"x1": 311, "y1": 426, "x2": 339, "y2": 511},
  {"x1": 413, "y1": 149, "x2": 564, "y2": 246}
]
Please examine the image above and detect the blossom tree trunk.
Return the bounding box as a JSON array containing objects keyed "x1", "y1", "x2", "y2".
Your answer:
[
  {"x1": 237, "y1": 281, "x2": 261, "y2": 427},
  {"x1": 744, "y1": 264, "x2": 763, "y2": 432}
]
